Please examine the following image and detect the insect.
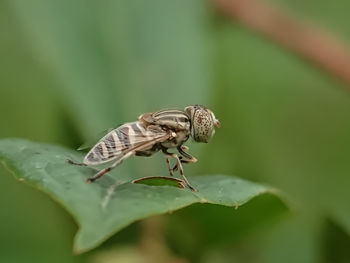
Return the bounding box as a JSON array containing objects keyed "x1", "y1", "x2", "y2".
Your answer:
[{"x1": 67, "y1": 105, "x2": 220, "y2": 191}]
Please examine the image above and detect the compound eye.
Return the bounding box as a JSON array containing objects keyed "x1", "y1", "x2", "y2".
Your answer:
[{"x1": 192, "y1": 109, "x2": 214, "y2": 143}]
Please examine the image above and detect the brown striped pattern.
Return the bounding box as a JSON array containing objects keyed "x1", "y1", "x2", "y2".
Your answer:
[
  {"x1": 84, "y1": 121, "x2": 168, "y2": 165},
  {"x1": 151, "y1": 109, "x2": 191, "y2": 131}
]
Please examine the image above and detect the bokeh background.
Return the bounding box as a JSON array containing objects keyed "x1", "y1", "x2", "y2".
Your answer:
[{"x1": 1, "y1": 0, "x2": 350, "y2": 262}]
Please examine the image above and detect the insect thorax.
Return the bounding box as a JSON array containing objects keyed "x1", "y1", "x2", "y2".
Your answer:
[
  {"x1": 140, "y1": 110, "x2": 191, "y2": 131},
  {"x1": 139, "y1": 109, "x2": 191, "y2": 149},
  {"x1": 160, "y1": 129, "x2": 190, "y2": 149}
]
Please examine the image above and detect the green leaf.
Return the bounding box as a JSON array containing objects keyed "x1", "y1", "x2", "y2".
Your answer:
[
  {"x1": 0, "y1": 138, "x2": 280, "y2": 253},
  {"x1": 132, "y1": 176, "x2": 187, "y2": 188}
]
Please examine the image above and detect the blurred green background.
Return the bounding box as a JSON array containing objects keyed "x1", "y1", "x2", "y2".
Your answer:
[{"x1": 1, "y1": 0, "x2": 350, "y2": 262}]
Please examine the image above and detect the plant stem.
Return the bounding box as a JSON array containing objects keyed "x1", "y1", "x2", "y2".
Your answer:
[{"x1": 214, "y1": 0, "x2": 350, "y2": 89}]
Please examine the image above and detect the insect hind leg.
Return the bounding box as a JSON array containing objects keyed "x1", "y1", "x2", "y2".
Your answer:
[
  {"x1": 67, "y1": 158, "x2": 88, "y2": 166},
  {"x1": 86, "y1": 151, "x2": 134, "y2": 183},
  {"x1": 86, "y1": 167, "x2": 112, "y2": 183},
  {"x1": 86, "y1": 159, "x2": 122, "y2": 183}
]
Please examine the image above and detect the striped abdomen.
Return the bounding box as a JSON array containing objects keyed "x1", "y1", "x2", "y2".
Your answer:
[{"x1": 83, "y1": 121, "x2": 167, "y2": 165}]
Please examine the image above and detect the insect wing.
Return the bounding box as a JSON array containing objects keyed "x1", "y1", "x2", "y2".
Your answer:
[
  {"x1": 84, "y1": 122, "x2": 169, "y2": 165},
  {"x1": 77, "y1": 127, "x2": 117, "y2": 151}
]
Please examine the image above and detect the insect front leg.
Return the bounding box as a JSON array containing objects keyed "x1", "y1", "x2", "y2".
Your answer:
[
  {"x1": 177, "y1": 145, "x2": 198, "y2": 162},
  {"x1": 172, "y1": 156, "x2": 198, "y2": 172},
  {"x1": 172, "y1": 145, "x2": 198, "y2": 171},
  {"x1": 180, "y1": 145, "x2": 189, "y2": 152},
  {"x1": 172, "y1": 154, "x2": 195, "y2": 191},
  {"x1": 162, "y1": 148, "x2": 195, "y2": 191}
]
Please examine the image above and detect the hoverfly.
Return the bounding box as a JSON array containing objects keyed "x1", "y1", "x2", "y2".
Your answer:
[{"x1": 67, "y1": 105, "x2": 220, "y2": 191}]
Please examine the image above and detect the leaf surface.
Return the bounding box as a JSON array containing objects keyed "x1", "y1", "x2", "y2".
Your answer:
[{"x1": 0, "y1": 139, "x2": 279, "y2": 253}]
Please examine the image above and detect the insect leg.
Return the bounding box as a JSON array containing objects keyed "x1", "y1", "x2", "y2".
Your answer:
[
  {"x1": 162, "y1": 149, "x2": 175, "y2": 176},
  {"x1": 172, "y1": 156, "x2": 197, "y2": 172},
  {"x1": 162, "y1": 148, "x2": 195, "y2": 191},
  {"x1": 67, "y1": 158, "x2": 101, "y2": 173},
  {"x1": 67, "y1": 158, "x2": 88, "y2": 166},
  {"x1": 172, "y1": 154, "x2": 195, "y2": 191},
  {"x1": 172, "y1": 145, "x2": 198, "y2": 171},
  {"x1": 177, "y1": 146, "x2": 198, "y2": 162},
  {"x1": 180, "y1": 145, "x2": 189, "y2": 152},
  {"x1": 86, "y1": 167, "x2": 113, "y2": 183},
  {"x1": 165, "y1": 157, "x2": 174, "y2": 176},
  {"x1": 86, "y1": 152, "x2": 133, "y2": 183}
]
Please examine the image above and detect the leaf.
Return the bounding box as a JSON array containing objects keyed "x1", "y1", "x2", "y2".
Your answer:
[
  {"x1": 132, "y1": 176, "x2": 187, "y2": 188},
  {"x1": 0, "y1": 138, "x2": 280, "y2": 253}
]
